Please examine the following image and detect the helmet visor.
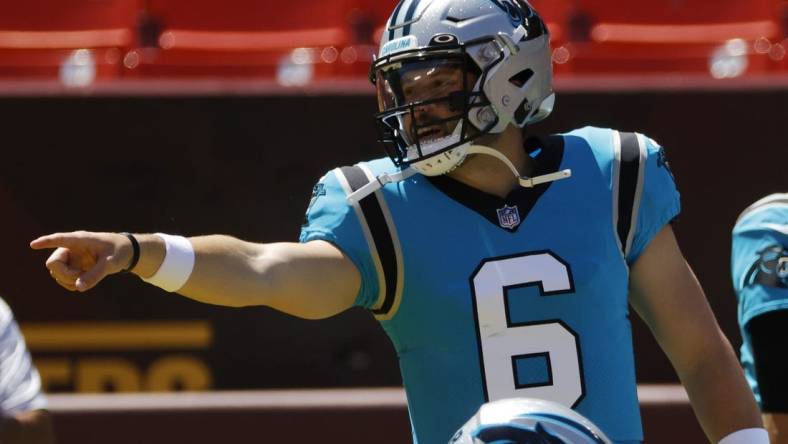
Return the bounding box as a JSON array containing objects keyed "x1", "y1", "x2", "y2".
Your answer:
[{"x1": 375, "y1": 57, "x2": 476, "y2": 148}]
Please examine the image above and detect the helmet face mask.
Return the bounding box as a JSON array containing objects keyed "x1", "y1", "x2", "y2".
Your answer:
[
  {"x1": 375, "y1": 55, "x2": 478, "y2": 147},
  {"x1": 371, "y1": 0, "x2": 554, "y2": 176},
  {"x1": 372, "y1": 41, "x2": 496, "y2": 175}
]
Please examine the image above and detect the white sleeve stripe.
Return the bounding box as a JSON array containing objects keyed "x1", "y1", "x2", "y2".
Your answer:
[
  {"x1": 333, "y1": 167, "x2": 388, "y2": 312},
  {"x1": 611, "y1": 130, "x2": 624, "y2": 258},
  {"x1": 0, "y1": 300, "x2": 47, "y2": 412},
  {"x1": 624, "y1": 133, "x2": 648, "y2": 257},
  {"x1": 357, "y1": 164, "x2": 405, "y2": 321}
]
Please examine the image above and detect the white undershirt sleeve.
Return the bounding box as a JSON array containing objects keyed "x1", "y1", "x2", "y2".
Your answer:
[{"x1": 0, "y1": 298, "x2": 47, "y2": 413}]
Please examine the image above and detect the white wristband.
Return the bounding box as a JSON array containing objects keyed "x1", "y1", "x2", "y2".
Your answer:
[
  {"x1": 142, "y1": 233, "x2": 195, "y2": 292},
  {"x1": 718, "y1": 428, "x2": 770, "y2": 444}
]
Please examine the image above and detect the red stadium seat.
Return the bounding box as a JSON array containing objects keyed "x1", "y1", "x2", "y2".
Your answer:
[
  {"x1": 556, "y1": 40, "x2": 775, "y2": 77},
  {"x1": 0, "y1": 0, "x2": 140, "y2": 31},
  {"x1": 549, "y1": 0, "x2": 785, "y2": 77},
  {"x1": 570, "y1": 0, "x2": 778, "y2": 27},
  {"x1": 773, "y1": 39, "x2": 788, "y2": 73},
  {"x1": 123, "y1": 0, "x2": 390, "y2": 82},
  {"x1": 0, "y1": 48, "x2": 124, "y2": 81},
  {"x1": 0, "y1": 0, "x2": 140, "y2": 82}
]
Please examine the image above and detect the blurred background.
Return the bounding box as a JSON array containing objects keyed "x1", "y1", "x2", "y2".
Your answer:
[{"x1": 0, "y1": 0, "x2": 786, "y2": 442}]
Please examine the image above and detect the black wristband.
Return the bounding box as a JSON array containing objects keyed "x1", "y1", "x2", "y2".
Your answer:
[{"x1": 120, "y1": 232, "x2": 140, "y2": 272}]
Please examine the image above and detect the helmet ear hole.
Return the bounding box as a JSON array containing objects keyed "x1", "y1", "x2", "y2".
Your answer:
[
  {"x1": 514, "y1": 99, "x2": 531, "y2": 124},
  {"x1": 509, "y1": 68, "x2": 537, "y2": 125},
  {"x1": 508, "y1": 69, "x2": 534, "y2": 87}
]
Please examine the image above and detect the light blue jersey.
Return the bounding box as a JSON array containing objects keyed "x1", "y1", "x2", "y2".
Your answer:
[
  {"x1": 300, "y1": 127, "x2": 680, "y2": 443},
  {"x1": 731, "y1": 193, "x2": 788, "y2": 404}
]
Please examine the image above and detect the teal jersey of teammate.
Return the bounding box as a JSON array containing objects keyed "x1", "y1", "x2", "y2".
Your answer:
[
  {"x1": 731, "y1": 193, "x2": 788, "y2": 404},
  {"x1": 300, "y1": 126, "x2": 680, "y2": 444}
]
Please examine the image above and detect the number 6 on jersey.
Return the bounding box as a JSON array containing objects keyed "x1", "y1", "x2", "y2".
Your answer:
[{"x1": 471, "y1": 251, "x2": 584, "y2": 407}]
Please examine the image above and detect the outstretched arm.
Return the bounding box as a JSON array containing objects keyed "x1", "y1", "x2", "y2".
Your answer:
[
  {"x1": 30, "y1": 232, "x2": 360, "y2": 320},
  {"x1": 629, "y1": 225, "x2": 764, "y2": 443}
]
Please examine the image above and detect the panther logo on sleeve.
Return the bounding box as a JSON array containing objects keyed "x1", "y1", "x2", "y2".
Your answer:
[
  {"x1": 743, "y1": 245, "x2": 788, "y2": 288},
  {"x1": 656, "y1": 147, "x2": 675, "y2": 182},
  {"x1": 307, "y1": 183, "x2": 326, "y2": 212}
]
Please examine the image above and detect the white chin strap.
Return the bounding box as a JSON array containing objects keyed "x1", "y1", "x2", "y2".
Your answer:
[
  {"x1": 346, "y1": 168, "x2": 418, "y2": 204},
  {"x1": 346, "y1": 145, "x2": 572, "y2": 204},
  {"x1": 465, "y1": 144, "x2": 572, "y2": 187}
]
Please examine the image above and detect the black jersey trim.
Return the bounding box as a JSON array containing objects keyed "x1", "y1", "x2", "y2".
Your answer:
[
  {"x1": 338, "y1": 166, "x2": 400, "y2": 317},
  {"x1": 747, "y1": 309, "x2": 788, "y2": 412},
  {"x1": 615, "y1": 132, "x2": 646, "y2": 259},
  {"x1": 426, "y1": 135, "x2": 565, "y2": 232}
]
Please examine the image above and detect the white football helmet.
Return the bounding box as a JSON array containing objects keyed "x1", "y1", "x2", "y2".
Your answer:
[
  {"x1": 449, "y1": 398, "x2": 613, "y2": 444},
  {"x1": 371, "y1": 0, "x2": 554, "y2": 176}
]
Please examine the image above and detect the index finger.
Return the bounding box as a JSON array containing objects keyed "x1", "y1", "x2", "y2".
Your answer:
[{"x1": 30, "y1": 232, "x2": 83, "y2": 250}]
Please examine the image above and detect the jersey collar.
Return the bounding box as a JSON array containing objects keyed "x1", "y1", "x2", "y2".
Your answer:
[{"x1": 425, "y1": 135, "x2": 565, "y2": 233}]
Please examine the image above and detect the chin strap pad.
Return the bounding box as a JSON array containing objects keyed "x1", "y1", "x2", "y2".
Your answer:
[
  {"x1": 346, "y1": 167, "x2": 418, "y2": 204},
  {"x1": 466, "y1": 144, "x2": 572, "y2": 188}
]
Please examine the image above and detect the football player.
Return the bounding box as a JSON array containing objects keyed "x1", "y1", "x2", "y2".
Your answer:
[
  {"x1": 31, "y1": 0, "x2": 766, "y2": 443},
  {"x1": 732, "y1": 193, "x2": 788, "y2": 444}
]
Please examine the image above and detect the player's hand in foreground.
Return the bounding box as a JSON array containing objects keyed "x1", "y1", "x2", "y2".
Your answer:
[{"x1": 30, "y1": 231, "x2": 133, "y2": 292}]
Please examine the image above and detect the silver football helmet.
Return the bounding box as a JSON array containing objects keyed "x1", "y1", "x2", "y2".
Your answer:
[
  {"x1": 449, "y1": 398, "x2": 613, "y2": 444},
  {"x1": 371, "y1": 0, "x2": 554, "y2": 176}
]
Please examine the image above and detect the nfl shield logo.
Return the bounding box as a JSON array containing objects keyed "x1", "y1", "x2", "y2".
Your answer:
[{"x1": 496, "y1": 205, "x2": 521, "y2": 229}]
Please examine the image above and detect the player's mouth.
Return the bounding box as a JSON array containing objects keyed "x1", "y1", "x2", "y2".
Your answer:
[{"x1": 415, "y1": 125, "x2": 446, "y2": 142}]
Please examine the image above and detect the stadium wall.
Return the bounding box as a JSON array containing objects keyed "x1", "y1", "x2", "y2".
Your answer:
[
  {"x1": 46, "y1": 386, "x2": 704, "y2": 443},
  {"x1": 1, "y1": 87, "x2": 785, "y2": 393}
]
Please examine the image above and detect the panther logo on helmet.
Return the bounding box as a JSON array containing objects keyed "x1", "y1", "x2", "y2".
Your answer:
[
  {"x1": 450, "y1": 398, "x2": 612, "y2": 444},
  {"x1": 489, "y1": 0, "x2": 525, "y2": 25},
  {"x1": 743, "y1": 245, "x2": 788, "y2": 289},
  {"x1": 476, "y1": 423, "x2": 566, "y2": 443}
]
